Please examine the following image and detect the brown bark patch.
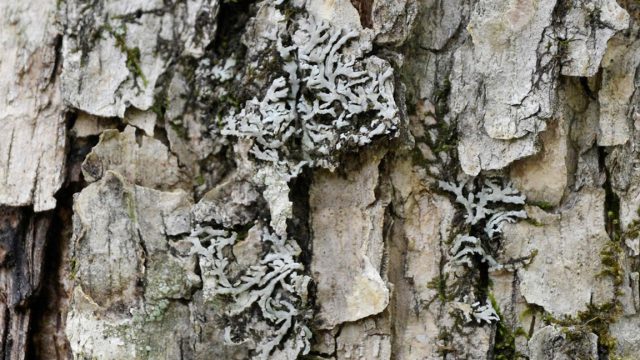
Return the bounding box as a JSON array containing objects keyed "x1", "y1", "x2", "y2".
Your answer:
[{"x1": 350, "y1": 0, "x2": 373, "y2": 28}]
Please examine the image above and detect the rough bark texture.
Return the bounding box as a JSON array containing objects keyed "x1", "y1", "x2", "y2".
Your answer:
[{"x1": 2, "y1": 0, "x2": 640, "y2": 359}]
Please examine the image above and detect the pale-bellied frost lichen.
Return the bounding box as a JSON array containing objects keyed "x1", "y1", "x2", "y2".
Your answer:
[
  {"x1": 440, "y1": 178, "x2": 527, "y2": 324},
  {"x1": 221, "y1": 13, "x2": 399, "y2": 170},
  {"x1": 440, "y1": 179, "x2": 527, "y2": 271},
  {"x1": 195, "y1": 5, "x2": 402, "y2": 357},
  {"x1": 452, "y1": 295, "x2": 501, "y2": 325},
  {"x1": 180, "y1": 223, "x2": 312, "y2": 359},
  {"x1": 439, "y1": 179, "x2": 527, "y2": 226}
]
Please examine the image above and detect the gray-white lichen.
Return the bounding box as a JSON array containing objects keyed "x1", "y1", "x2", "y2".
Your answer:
[
  {"x1": 449, "y1": 235, "x2": 501, "y2": 270},
  {"x1": 440, "y1": 178, "x2": 527, "y2": 324},
  {"x1": 439, "y1": 179, "x2": 527, "y2": 226},
  {"x1": 206, "y1": 12, "x2": 402, "y2": 354},
  {"x1": 452, "y1": 296, "x2": 501, "y2": 325},
  {"x1": 181, "y1": 224, "x2": 312, "y2": 359},
  {"x1": 221, "y1": 12, "x2": 399, "y2": 170}
]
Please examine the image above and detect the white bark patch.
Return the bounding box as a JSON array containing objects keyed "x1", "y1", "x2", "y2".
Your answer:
[
  {"x1": 502, "y1": 189, "x2": 615, "y2": 317},
  {"x1": 310, "y1": 154, "x2": 389, "y2": 329},
  {"x1": 61, "y1": 0, "x2": 219, "y2": 117},
  {"x1": 598, "y1": 32, "x2": 640, "y2": 146},
  {"x1": 561, "y1": 0, "x2": 629, "y2": 77},
  {"x1": 454, "y1": 0, "x2": 629, "y2": 175},
  {"x1": 453, "y1": 0, "x2": 557, "y2": 174},
  {"x1": 0, "y1": 0, "x2": 67, "y2": 212},
  {"x1": 82, "y1": 126, "x2": 189, "y2": 191}
]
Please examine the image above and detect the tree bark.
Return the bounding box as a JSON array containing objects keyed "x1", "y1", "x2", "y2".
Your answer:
[{"x1": 2, "y1": 0, "x2": 640, "y2": 359}]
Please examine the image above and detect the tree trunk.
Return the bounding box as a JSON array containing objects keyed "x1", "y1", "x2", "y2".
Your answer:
[{"x1": 2, "y1": 0, "x2": 640, "y2": 359}]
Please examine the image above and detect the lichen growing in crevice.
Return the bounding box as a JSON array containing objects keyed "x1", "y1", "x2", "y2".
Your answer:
[
  {"x1": 220, "y1": 12, "x2": 400, "y2": 170},
  {"x1": 438, "y1": 178, "x2": 527, "y2": 328},
  {"x1": 177, "y1": 223, "x2": 313, "y2": 359}
]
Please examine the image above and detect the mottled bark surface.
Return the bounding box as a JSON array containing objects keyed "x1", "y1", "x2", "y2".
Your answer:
[{"x1": 2, "y1": 0, "x2": 640, "y2": 359}]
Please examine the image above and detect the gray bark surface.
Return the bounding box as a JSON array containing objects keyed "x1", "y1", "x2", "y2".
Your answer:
[{"x1": 1, "y1": 0, "x2": 640, "y2": 359}]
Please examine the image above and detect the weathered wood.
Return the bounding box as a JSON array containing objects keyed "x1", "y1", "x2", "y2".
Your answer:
[
  {"x1": 0, "y1": 208, "x2": 51, "y2": 360},
  {"x1": 4, "y1": 0, "x2": 640, "y2": 358}
]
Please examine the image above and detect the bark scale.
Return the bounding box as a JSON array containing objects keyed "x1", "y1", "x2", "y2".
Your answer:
[{"x1": 1, "y1": 0, "x2": 640, "y2": 359}]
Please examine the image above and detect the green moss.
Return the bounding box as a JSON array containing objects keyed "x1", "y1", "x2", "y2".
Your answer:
[
  {"x1": 543, "y1": 302, "x2": 623, "y2": 353},
  {"x1": 75, "y1": 353, "x2": 100, "y2": 360},
  {"x1": 520, "y1": 303, "x2": 544, "y2": 322},
  {"x1": 427, "y1": 273, "x2": 449, "y2": 303},
  {"x1": 194, "y1": 174, "x2": 206, "y2": 186},
  {"x1": 69, "y1": 257, "x2": 78, "y2": 280},
  {"x1": 610, "y1": 355, "x2": 637, "y2": 360},
  {"x1": 598, "y1": 241, "x2": 624, "y2": 286},
  {"x1": 410, "y1": 145, "x2": 430, "y2": 167},
  {"x1": 169, "y1": 121, "x2": 188, "y2": 139},
  {"x1": 150, "y1": 93, "x2": 168, "y2": 119},
  {"x1": 560, "y1": 326, "x2": 582, "y2": 340},
  {"x1": 124, "y1": 191, "x2": 137, "y2": 223},
  {"x1": 490, "y1": 293, "x2": 526, "y2": 359},
  {"x1": 529, "y1": 200, "x2": 555, "y2": 211},
  {"x1": 433, "y1": 78, "x2": 451, "y2": 119},
  {"x1": 622, "y1": 206, "x2": 640, "y2": 244},
  {"x1": 218, "y1": 93, "x2": 241, "y2": 108},
  {"x1": 436, "y1": 328, "x2": 455, "y2": 356},
  {"x1": 525, "y1": 218, "x2": 545, "y2": 227},
  {"x1": 558, "y1": 39, "x2": 570, "y2": 53},
  {"x1": 101, "y1": 23, "x2": 148, "y2": 87},
  {"x1": 522, "y1": 249, "x2": 539, "y2": 269}
]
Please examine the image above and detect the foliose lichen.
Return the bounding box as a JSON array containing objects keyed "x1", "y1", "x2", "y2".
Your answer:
[
  {"x1": 221, "y1": 12, "x2": 399, "y2": 170},
  {"x1": 440, "y1": 178, "x2": 528, "y2": 324},
  {"x1": 181, "y1": 224, "x2": 312, "y2": 359}
]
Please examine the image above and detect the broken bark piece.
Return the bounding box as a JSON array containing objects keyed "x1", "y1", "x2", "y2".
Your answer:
[
  {"x1": 0, "y1": 0, "x2": 67, "y2": 212},
  {"x1": 502, "y1": 189, "x2": 615, "y2": 317},
  {"x1": 67, "y1": 171, "x2": 209, "y2": 358},
  {"x1": 81, "y1": 126, "x2": 190, "y2": 191},
  {"x1": 310, "y1": 153, "x2": 390, "y2": 329},
  {"x1": 61, "y1": 0, "x2": 219, "y2": 117}
]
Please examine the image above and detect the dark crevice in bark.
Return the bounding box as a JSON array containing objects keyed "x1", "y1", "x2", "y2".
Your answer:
[
  {"x1": 377, "y1": 154, "x2": 394, "y2": 281},
  {"x1": 135, "y1": 227, "x2": 149, "y2": 303},
  {"x1": 386, "y1": 181, "x2": 408, "y2": 358},
  {"x1": 26, "y1": 192, "x2": 73, "y2": 360},
  {"x1": 286, "y1": 166, "x2": 318, "y2": 343},
  {"x1": 597, "y1": 146, "x2": 621, "y2": 360},
  {"x1": 27, "y1": 111, "x2": 90, "y2": 360},
  {"x1": 210, "y1": 0, "x2": 255, "y2": 58},
  {"x1": 47, "y1": 34, "x2": 63, "y2": 88},
  {"x1": 599, "y1": 147, "x2": 621, "y2": 239},
  {"x1": 1, "y1": 306, "x2": 9, "y2": 359},
  {"x1": 579, "y1": 76, "x2": 598, "y2": 101},
  {"x1": 0, "y1": 207, "x2": 51, "y2": 360},
  {"x1": 350, "y1": 0, "x2": 373, "y2": 29},
  {"x1": 287, "y1": 167, "x2": 312, "y2": 270}
]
